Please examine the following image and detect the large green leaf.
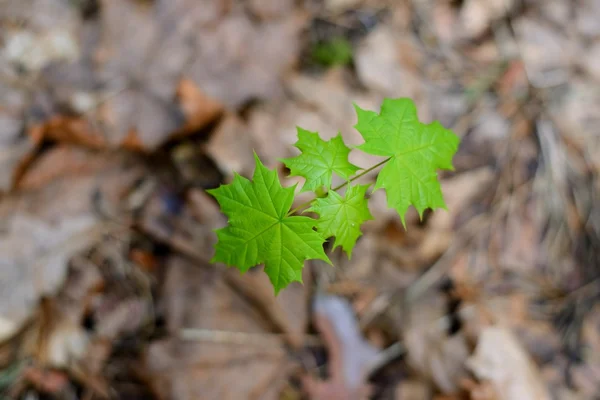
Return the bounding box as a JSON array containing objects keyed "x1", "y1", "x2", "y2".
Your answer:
[
  {"x1": 207, "y1": 154, "x2": 331, "y2": 293},
  {"x1": 354, "y1": 98, "x2": 460, "y2": 226}
]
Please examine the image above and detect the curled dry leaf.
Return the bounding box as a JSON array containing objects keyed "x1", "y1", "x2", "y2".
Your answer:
[
  {"x1": 175, "y1": 78, "x2": 224, "y2": 137},
  {"x1": 29, "y1": 117, "x2": 107, "y2": 149}
]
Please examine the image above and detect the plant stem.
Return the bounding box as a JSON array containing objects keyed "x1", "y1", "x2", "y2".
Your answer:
[{"x1": 286, "y1": 157, "x2": 391, "y2": 216}]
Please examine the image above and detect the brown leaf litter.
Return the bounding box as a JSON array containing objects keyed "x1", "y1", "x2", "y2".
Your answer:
[{"x1": 2, "y1": 0, "x2": 600, "y2": 399}]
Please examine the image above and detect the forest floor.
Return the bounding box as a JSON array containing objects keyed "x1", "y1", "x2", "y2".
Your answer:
[{"x1": 1, "y1": 0, "x2": 600, "y2": 399}]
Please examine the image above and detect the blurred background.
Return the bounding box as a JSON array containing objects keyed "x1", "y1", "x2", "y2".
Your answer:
[{"x1": 1, "y1": 0, "x2": 599, "y2": 399}]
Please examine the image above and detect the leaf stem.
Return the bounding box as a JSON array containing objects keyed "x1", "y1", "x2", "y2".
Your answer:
[{"x1": 287, "y1": 157, "x2": 391, "y2": 216}]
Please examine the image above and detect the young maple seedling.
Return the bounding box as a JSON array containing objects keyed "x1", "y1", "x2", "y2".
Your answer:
[{"x1": 208, "y1": 98, "x2": 460, "y2": 294}]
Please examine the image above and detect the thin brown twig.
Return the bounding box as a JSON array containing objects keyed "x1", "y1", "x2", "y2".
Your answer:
[{"x1": 179, "y1": 328, "x2": 322, "y2": 347}]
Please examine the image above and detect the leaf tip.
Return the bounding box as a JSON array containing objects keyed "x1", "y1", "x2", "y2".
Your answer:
[
  {"x1": 205, "y1": 187, "x2": 218, "y2": 198},
  {"x1": 252, "y1": 150, "x2": 262, "y2": 164}
]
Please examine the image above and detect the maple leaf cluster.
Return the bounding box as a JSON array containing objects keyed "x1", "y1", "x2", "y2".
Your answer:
[{"x1": 208, "y1": 98, "x2": 460, "y2": 293}]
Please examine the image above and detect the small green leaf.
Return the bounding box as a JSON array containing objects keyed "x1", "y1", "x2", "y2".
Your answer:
[
  {"x1": 311, "y1": 37, "x2": 353, "y2": 67},
  {"x1": 280, "y1": 128, "x2": 360, "y2": 193},
  {"x1": 307, "y1": 183, "x2": 373, "y2": 257},
  {"x1": 208, "y1": 153, "x2": 331, "y2": 294},
  {"x1": 354, "y1": 98, "x2": 460, "y2": 226}
]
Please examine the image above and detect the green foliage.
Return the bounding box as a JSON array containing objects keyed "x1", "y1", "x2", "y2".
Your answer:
[
  {"x1": 280, "y1": 128, "x2": 359, "y2": 193},
  {"x1": 307, "y1": 183, "x2": 373, "y2": 258},
  {"x1": 208, "y1": 98, "x2": 460, "y2": 293},
  {"x1": 311, "y1": 37, "x2": 353, "y2": 67},
  {"x1": 354, "y1": 98, "x2": 460, "y2": 226},
  {"x1": 207, "y1": 154, "x2": 331, "y2": 294}
]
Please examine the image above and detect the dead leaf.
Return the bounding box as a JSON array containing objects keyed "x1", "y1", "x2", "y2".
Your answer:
[
  {"x1": 175, "y1": 78, "x2": 224, "y2": 137},
  {"x1": 18, "y1": 298, "x2": 89, "y2": 369},
  {"x1": 576, "y1": 0, "x2": 600, "y2": 38},
  {"x1": 354, "y1": 26, "x2": 423, "y2": 101},
  {"x1": 34, "y1": 116, "x2": 107, "y2": 148},
  {"x1": 303, "y1": 294, "x2": 381, "y2": 400},
  {"x1": 245, "y1": 104, "x2": 292, "y2": 169},
  {"x1": 404, "y1": 294, "x2": 470, "y2": 394},
  {"x1": 95, "y1": 298, "x2": 149, "y2": 340},
  {"x1": 0, "y1": 124, "x2": 35, "y2": 192},
  {"x1": 187, "y1": 12, "x2": 305, "y2": 108},
  {"x1": 417, "y1": 167, "x2": 495, "y2": 263},
  {"x1": 514, "y1": 18, "x2": 572, "y2": 87},
  {"x1": 0, "y1": 82, "x2": 34, "y2": 192},
  {"x1": 22, "y1": 367, "x2": 71, "y2": 395},
  {"x1": 467, "y1": 327, "x2": 551, "y2": 400},
  {"x1": 552, "y1": 80, "x2": 600, "y2": 173},
  {"x1": 206, "y1": 114, "x2": 255, "y2": 177},
  {"x1": 582, "y1": 42, "x2": 600, "y2": 83},
  {"x1": 394, "y1": 379, "x2": 432, "y2": 400},
  {"x1": 2, "y1": 13, "x2": 79, "y2": 73},
  {"x1": 0, "y1": 148, "x2": 145, "y2": 343},
  {"x1": 324, "y1": 0, "x2": 362, "y2": 12},
  {"x1": 460, "y1": 378, "x2": 499, "y2": 400},
  {"x1": 16, "y1": 145, "x2": 115, "y2": 191},
  {"x1": 458, "y1": 0, "x2": 515, "y2": 40},
  {"x1": 247, "y1": 0, "x2": 295, "y2": 20},
  {"x1": 145, "y1": 257, "x2": 292, "y2": 400},
  {"x1": 224, "y1": 267, "x2": 310, "y2": 349}
]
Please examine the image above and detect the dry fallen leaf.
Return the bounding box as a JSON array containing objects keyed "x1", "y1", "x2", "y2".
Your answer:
[
  {"x1": 575, "y1": 0, "x2": 600, "y2": 38},
  {"x1": 0, "y1": 148, "x2": 145, "y2": 343},
  {"x1": 355, "y1": 26, "x2": 423, "y2": 101},
  {"x1": 417, "y1": 167, "x2": 495, "y2": 263},
  {"x1": 467, "y1": 327, "x2": 551, "y2": 400},
  {"x1": 458, "y1": 0, "x2": 515, "y2": 40},
  {"x1": 206, "y1": 114, "x2": 255, "y2": 178},
  {"x1": 225, "y1": 267, "x2": 310, "y2": 349},
  {"x1": 248, "y1": 0, "x2": 295, "y2": 20},
  {"x1": 3, "y1": 0, "x2": 301, "y2": 154},
  {"x1": 187, "y1": 11, "x2": 305, "y2": 108},
  {"x1": 513, "y1": 17, "x2": 572, "y2": 87},
  {"x1": 404, "y1": 294, "x2": 470, "y2": 394},
  {"x1": 394, "y1": 379, "x2": 432, "y2": 400},
  {"x1": 145, "y1": 257, "x2": 293, "y2": 400},
  {"x1": 0, "y1": 82, "x2": 34, "y2": 192},
  {"x1": 175, "y1": 78, "x2": 224, "y2": 137},
  {"x1": 303, "y1": 294, "x2": 381, "y2": 400}
]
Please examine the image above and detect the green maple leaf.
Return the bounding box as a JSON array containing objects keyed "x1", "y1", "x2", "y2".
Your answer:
[
  {"x1": 207, "y1": 153, "x2": 331, "y2": 293},
  {"x1": 354, "y1": 98, "x2": 460, "y2": 226},
  {"x1": 307, "y1": 183, "x2": 373, "y2": 257},
  {"x1": 280, "y1": 127, "x2": 360, "y2": 193}
]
